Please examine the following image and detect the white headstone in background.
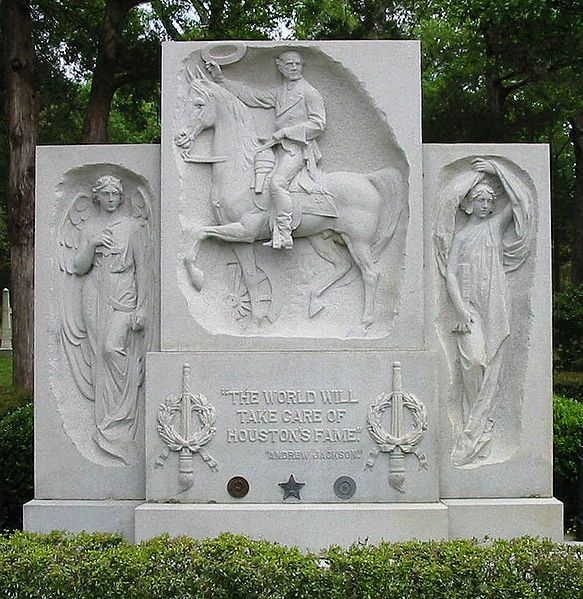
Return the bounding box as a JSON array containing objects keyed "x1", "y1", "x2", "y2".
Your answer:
[{"x1": 0, "y1": 288, "x2": 12, "y2": 351}]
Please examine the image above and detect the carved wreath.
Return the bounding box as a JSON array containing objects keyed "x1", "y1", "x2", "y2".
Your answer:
[
  {"x1": 367, "y1": 391, "x2": 427, "y2": 452},
  {"x1": 157, "y1": 393, "x2": 216, "y2": 452}
]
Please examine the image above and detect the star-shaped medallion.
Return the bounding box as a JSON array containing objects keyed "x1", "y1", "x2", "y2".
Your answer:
[{"x1": 278, "y1": 474, "x2": 305, "y2": 500}]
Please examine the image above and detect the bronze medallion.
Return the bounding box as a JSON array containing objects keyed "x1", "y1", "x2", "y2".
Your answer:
[
  {"x1": 334, "y1": 476, "x2": 356, "y2": 499},
  {"x1": 227, "y1": 476, "x2": 250, "y2": 498}
]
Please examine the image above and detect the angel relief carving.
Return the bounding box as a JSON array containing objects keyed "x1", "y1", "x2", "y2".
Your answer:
[
  {"x1": 59, "y1": 174, "x2": 153, "y2": 466},
  {"x1": 435, "y1": 157, "x2": 535, "y2": 467}
]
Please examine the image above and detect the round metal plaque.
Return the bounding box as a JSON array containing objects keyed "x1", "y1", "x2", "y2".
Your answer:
[
  {"x1": 227, "y1": 476, "x2": 250, "y2": 498},
  {"x1": 334, "y1": 476, "x2": 356, "y2": 500}
]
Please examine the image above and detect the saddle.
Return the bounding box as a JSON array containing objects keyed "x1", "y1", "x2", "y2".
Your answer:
[{"x1": 253, "y1": 146, "x2": 338, "y2": 227}]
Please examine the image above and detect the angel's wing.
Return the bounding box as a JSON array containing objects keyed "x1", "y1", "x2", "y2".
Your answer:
[
  {"x1": 129, "y1": 186, "x2": 155, "y2": 353},
  {"x1": 58, "y1": 193, "x2": 98, "y2": 402}
]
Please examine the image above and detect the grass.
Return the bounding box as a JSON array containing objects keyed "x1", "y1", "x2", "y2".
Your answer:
[
  {"x1": 0, "y1": 356, "x2": 31, "y2": 419},
  {"x1": 0, "y1": 354, "x2": 12, "y2": 389}
]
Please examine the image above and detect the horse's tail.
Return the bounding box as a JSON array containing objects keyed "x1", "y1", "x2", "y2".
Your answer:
[{"x1": 367, "y1": 167, "x2": 405, "y2": 261}]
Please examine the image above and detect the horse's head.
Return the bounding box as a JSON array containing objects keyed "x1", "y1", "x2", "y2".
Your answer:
[
  {"x1": 175, "y1": 67, "x2": 220, "y2": 149},
  {"x1": 176, "y1": 65, "x2": 259, "y2": 169}
]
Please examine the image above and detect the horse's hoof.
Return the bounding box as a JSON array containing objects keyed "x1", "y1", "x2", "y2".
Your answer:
[
  {"x1": 185, "y1": 259, "x2": 204, "y2": 290},
  {"x1": 308, "y1": 292, "x2": 325, "y2": 318}
]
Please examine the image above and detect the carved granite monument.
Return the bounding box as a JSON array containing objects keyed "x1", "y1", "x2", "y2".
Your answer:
[
  {"x1": 176, "y1": 49, "x2": 404, "y2": 329},
  {"x1": 25, "y1": 42, "x2": 562, "y2": 548},
  {"x1": 60, "y1": 174, "x2": 154, "y2": 465},
  {"x1": 435, "y1": 157, "x2": 534, "y2": 467},
  {"x1": 165, "y1": 42, "x2": 414, "y2": 341}
]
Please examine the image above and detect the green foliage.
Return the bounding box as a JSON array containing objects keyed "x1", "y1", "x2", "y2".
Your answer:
[
  {"x1": 0, "y1": 355, "x2": 12, "y2": 390},
  {"x1": 0, "y1": 532, "x2": 581, "y2": 598},
  {"x1": 293, "y1": 0, "x2": 413, "y2": 40},
  {"x1": 0, "y1": 387, "x2": 32, "y2": 422},
  {"x1": 555, "y1": 371, "x2": 583, "y2": 403},
  {"x1": 109, "y1": 86, "x2": 161, "y2": 144},
  {"x1": 0, "y1": 356, "x2": 31, "y2": 420},
  {"x1": 0, "y1": 404, "x2": 34, "y2": 530},
  {"x1": 553, "y1": 395, "x2": 583, "y2": 526},
  {"x1": 554, "y1": 285, "x2": 583, "y2": 371}
]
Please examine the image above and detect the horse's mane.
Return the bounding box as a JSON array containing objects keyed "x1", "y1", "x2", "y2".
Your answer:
[{"x1": 201, "y1": 78, "x2": 259, "y2": 171}]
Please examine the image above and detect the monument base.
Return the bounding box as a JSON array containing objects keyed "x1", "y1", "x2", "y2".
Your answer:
[
  {"x1": 23, "y1": 500, "x2": 143, "y2": 542},
  {"x1": 24, "y1": 498, "x2": 564, "y2": 548},
  {"x1": 443, "y1": 498, "x2": 564, "y2": 542},
  {"x1": 134, "y1": 503, "x2": 449, "y2": 548}
]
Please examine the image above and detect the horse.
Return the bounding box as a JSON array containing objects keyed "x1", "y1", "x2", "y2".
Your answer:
[{"x1": 176, "y1": 69, "x2": 404, "y2": 329}]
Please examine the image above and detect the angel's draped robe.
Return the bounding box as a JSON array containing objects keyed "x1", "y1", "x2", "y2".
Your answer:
[
  {"x1": 449, "y1": 215, "x2": 509, "y2": 465},
  {"x1": 81, "y1": 216, "x2": 143, "y2": 465}
]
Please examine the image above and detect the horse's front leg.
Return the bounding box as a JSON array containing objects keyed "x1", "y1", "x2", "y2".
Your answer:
[
  {"x1": 184, "y1": 226, "x2": 209, "y2": 290},
  {"x1": 185, "y1": 213, "x2": 268, "y2": 292},
  {"x1": 184, "y1": 223, "x2": 250, "y2": 291},
  {"x1": 204, "y1": 222, "x2": 256, "y2": 243},
  {"x1": 230, "y1": 244, "x2": 273, "y2": 324},
  {"x1": 205, "y1": 210, "x2": 269, "y2": 244}
]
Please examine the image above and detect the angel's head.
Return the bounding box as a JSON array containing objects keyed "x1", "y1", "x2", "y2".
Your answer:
[
  {"x1": 92, "y1": 176, "x2": 124, "y2": 213},
  {"x1": 461, "y1": 182, "x2": 496, "y2": 218}
]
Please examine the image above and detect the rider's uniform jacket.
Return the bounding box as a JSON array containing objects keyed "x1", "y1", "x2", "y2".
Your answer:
[{"x1": 221, "y1": 77, "x2": 326, "y2": 177}]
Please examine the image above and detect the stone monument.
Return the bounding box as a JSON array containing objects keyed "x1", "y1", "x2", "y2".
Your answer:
[{"x1": 25, "y1": 41, "x2": 562, "y2": 548}]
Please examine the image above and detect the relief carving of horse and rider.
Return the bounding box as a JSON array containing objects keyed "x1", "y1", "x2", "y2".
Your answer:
[{"x1": 175, "y1": 45, "x2": 406, "y2": 330}]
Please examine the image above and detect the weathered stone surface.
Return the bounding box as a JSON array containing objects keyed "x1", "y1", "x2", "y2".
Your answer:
[
  {"x1": 444, "y1": 498, "x2": 563, "y2": 541},
  {"x1": 161, "y1": 41, "x2": 424, "y2": 348},
  {"x1": 26, "y1": 42, "x2": 562, "y2": 545},
  {"x1": 34, "y1": 144, "x2": 160, "y2": 499},
  {"x1": 146, "y1": 351, "x2": 437, "y2": 503},
  {"x1": 134, "y1": 503, "x2": 449, "y2": 549},
  {"x1": 24, "y1": 500, "x2": 142, "y2": 541},
  {"x1": 424, "y1": 144, "x2": 553, "y2": 498}
]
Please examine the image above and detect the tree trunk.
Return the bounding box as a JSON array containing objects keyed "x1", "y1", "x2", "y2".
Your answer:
[
  {"x1": 82, "y1": 0, "x2": 143, "y2": 143},
  {"x1": 3, "y1": 0, "x2": 38, "y2": 391},
  {"x1": 570, "y1": 112, "x2": 583, "y2": 285}
]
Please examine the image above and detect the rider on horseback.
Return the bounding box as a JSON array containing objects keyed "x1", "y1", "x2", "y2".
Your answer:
[{"x1": 206, "y1": 50, "x2": 326, "y2": 249}]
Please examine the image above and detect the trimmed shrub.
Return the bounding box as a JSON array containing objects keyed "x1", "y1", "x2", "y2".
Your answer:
[
  {"x1": 553, "y1": 394, "x2": 583, "y2": 527},
  {"x1": 555, "y1": 371, "x2": 583, "y2": 403},
  {"x1": 0, "y1": 387, "x2": 32, "y2": 421},
  {"x1": 0, "y1": 403, "x2": 33, "y2": 529},
  {"x1": 0, "y1": 533, "x2": 581, "y2": 599}
]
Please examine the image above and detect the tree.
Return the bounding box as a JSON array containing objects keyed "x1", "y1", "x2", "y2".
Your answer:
[
  {"x1": 82, "y1": 0, "x2": 157, "y2": 142},
  {"x1": 416, "y1": 1, "x2": 583, "y2": 289},
  {"x1": 2, "y1": 0, "x2": 38, "y2": 391},
  {"x1": 571, "y1": 111, "x2": 583, "y2": 285}
]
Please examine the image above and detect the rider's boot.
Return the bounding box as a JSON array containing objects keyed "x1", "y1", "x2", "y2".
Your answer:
[
  {"x1": 276, "y1": 212, "x2": 293, "y2": 249},
  {"x1": 264, "y1": 212, "x2": 293, "y2": 249}
]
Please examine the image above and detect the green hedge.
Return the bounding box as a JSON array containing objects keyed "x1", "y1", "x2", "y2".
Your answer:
[
  {"x1": 0, "y1": 403, "x2": 33, "y2": 529},
  {"x1": 554, "y1": 394, "x2": 583, "y2": 526},
  {"x1": 0, "y1": 532, "x2": 581, "y2": 599},
  {"x1": 0, "y1": 355, "x2": 30, "y2": 420}
]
